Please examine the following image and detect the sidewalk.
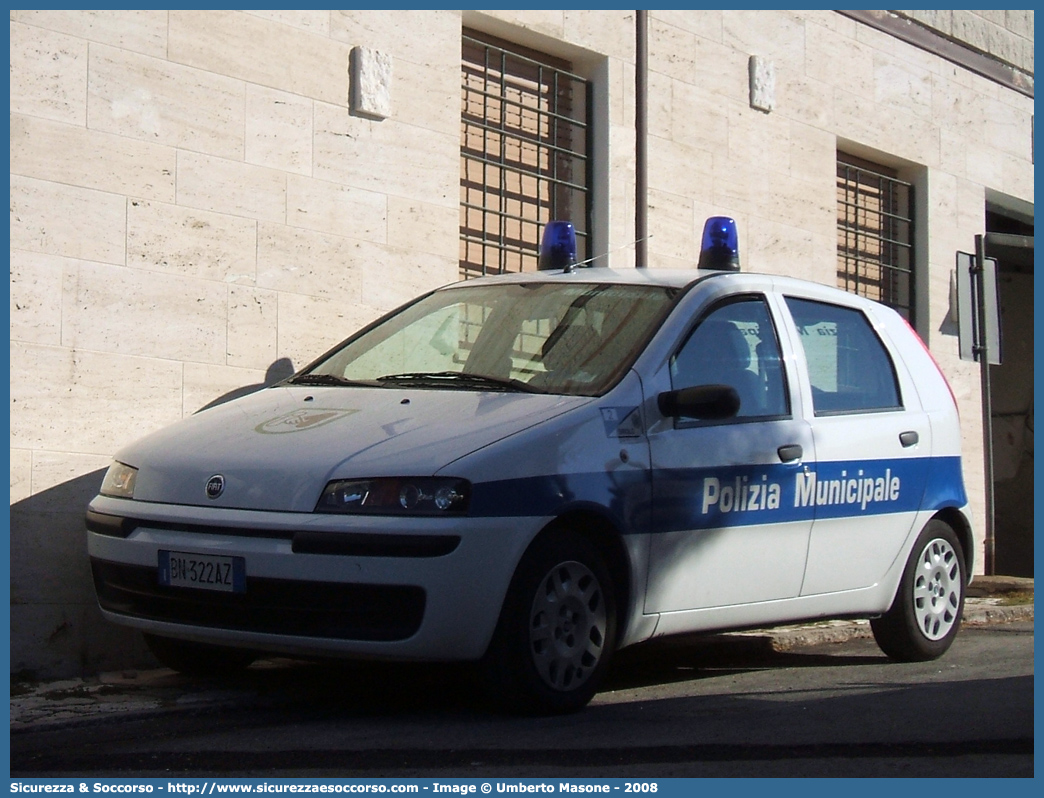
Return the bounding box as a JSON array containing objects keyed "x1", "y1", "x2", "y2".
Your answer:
[{"x1": 10, "y1": 578, "x2": 1032, "y2": 731}]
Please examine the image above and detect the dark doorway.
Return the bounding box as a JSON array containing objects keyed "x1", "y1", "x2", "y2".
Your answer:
[{"x1": 985, "y1": 205, "x2": 1034, "y2": 576}]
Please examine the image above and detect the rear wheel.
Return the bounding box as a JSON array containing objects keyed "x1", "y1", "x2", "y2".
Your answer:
[
  {"x1": 871, "y1": 520, "x2": 966, "y2": 661},
  {"x1": 144, "y1": 633, "x2": 257, "y2": 676},
  {"x1": 482, "y1": 528, "x2": 617, "y2": 715}
]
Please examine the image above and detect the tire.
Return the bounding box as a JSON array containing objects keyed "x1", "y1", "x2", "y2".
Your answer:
[
  {"x1": 481, "y1": 527, "x2": 618, "y2": 715},
  {"x1": 871, "y1": 520, "x2": 966, "y2": 662},
  {"x1": 144, "y1": 633, "x2": 257, "y2": 676}
]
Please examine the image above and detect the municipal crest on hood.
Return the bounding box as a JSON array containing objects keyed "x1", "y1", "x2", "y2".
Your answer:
[{"x1": 254, "y1": 408, "x2": 358, "y2": 435}]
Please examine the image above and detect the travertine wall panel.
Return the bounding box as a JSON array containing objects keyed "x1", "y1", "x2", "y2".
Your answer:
[
  {"x1": 562, "y1": 10, "x2": 634, "y2": 62},
  {"x1": 256, "y1": 222, "x2": 366, "y2": 302},
  {"x1": 176, "y1": 151, "x2": 287, "y2": 223},
  {"x1": 11, "y1": 113, "x2": 177, "y2": 203},
  {"x1": 9, "y1": 21, "x2": 88, "y2": 125},
  {"x1": 60, "y1": 262, "x2": 228, "y2": 364},
  {"x1": 126, "y1": 199, "x2": 258, "y2": 283},
  {"x1": 10, "y1": 344, "x2": 183, "y2": 455},
  {"x1": 245, "y1": 85, "x2": 315, "y2": 176},
  {"x1": 10, "y1": 449, "x2": 33, "y2": 505},
  {"x1": 287, "y1": 175, "x2": 387, "y2": 244},
  {"x1": 10, "y1": 10, "x2": 168, "y2": 59},
  {"x1": 10, "y1": 175, "x2": 127, "y2": 265},
  {"x1": 392, "y1": 59, "x2": 460, "y2": 139},
  {"x1": 10, "y1": 251, "x2": 65, "y2": 347},
  {"x1": 314, "y1": 105, "x2": 458, "y2": 207},
  {"x1": 331, "y1": 10, "x2": 462, "y2": 69},
  {"x1": 226, "y1": 286, "x2": 279, "y2": 370},
  {"x1": 242, "y1": 10, "x2": 331, "y2": 37},
  {"x1": 169, "y1": 10, "x2": 351, "y2": 105},
  {"x1": 88, "y1": 45, "x2": 246, "y2": 159},
  {"x1": 387, "y1": 198, "x2": 461, "y2": 261},
  {"x1": 724, "y1": 9, "x2": 806, "y2": 68}
]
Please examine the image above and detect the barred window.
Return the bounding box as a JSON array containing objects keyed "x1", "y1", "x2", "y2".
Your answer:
[
  {"x1": 460, "y1": 31, "x2": 591, "y2": 279},
  {"x1": 836, "y1": 154, "x2": 914, "y2": 322}
]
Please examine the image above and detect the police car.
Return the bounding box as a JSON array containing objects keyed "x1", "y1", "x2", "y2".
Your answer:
[{"x1": 87, "y1": 217, "x2": 973, "y2": 714}]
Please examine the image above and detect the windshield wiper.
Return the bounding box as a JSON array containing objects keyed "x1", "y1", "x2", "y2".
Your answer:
[
  {"x1": 288, "y1": 373, "x2": 372, "y2": 387},
  {"x1": 374, "y1": 371, "x2": 542, "y2": 393}
]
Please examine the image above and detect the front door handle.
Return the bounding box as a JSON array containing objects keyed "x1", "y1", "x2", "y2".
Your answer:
[
  {"x1": 899, "y1": 431, "x2": 919, "y2": 448},
  {"x1": 777, "y1": 444, "x2": 803, "y2": 463}
]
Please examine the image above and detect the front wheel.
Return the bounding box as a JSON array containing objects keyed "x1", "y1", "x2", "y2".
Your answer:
[
  {"x1": 871, "y1": 520, "x2": 966, "y2": 661},
  {"x1": 481, "y1": 528, "x2": 617, "y2": 715}
]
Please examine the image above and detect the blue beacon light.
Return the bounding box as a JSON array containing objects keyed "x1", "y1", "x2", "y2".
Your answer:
[
  {"x1": 538, "y1": 221, "x2": 578, "y2": 272},
  {"x1": 698, "y1": 216, "x2": 740, "y2": 272}
]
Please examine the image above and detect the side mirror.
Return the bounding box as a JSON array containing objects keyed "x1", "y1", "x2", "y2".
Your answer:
[{"x1": 658, "y1": 384, "x2": 740, "y2": 420}]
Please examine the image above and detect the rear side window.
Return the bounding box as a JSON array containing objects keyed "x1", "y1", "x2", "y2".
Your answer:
[{"x1": 785, "y1": 297, "x2": 902, "y2": 415}]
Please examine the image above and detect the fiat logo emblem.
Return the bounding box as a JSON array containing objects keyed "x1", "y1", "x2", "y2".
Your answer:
[{"x1": 205, "y1": 475, "x2": 225, "y2": 499}]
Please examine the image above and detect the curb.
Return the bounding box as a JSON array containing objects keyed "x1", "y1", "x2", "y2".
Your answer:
[{"x1": 736, "y1": 597, "x2": 1033, "y2": 652}]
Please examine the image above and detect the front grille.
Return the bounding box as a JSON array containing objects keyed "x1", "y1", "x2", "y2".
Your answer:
[{"x1": 91, "y1": 559, "x2": 425, "y2": 642}]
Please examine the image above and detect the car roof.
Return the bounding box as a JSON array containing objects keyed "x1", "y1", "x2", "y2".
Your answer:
[{"x1": 439, "y1": 266, "x2": 711, "y2": 291}]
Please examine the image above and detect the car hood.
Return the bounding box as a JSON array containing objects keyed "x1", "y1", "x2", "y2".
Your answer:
[{"x1": 116, "y1": 385, "x2": 590, "y2": 512}]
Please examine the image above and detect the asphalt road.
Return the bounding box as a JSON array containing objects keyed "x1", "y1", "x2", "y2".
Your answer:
[{"x1": 10, "y1": 621, "x2": 1033, "y2": 778}]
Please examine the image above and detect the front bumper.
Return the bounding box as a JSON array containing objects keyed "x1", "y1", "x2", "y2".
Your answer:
[{"x1": 86, "y1": 495, "x2": 544, "y2": 662}]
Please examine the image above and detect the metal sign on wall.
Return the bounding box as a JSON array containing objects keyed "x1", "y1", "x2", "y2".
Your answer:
[{"x1": 955, "y1": 250, "x2": 1002, "y2": 366}]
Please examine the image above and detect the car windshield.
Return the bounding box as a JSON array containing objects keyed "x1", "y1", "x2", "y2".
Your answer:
[{"x1": 296, "y1": 281, "x2": 678, "y2": 396}]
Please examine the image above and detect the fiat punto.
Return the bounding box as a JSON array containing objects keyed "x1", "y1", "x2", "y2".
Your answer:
[{"x1": 87, "y1": 218, "x2": 973, "y2": 713}]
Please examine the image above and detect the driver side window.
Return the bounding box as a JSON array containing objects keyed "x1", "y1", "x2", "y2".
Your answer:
[{"x1": 670, "y1": 297, "x2": 789, "y2": 420}]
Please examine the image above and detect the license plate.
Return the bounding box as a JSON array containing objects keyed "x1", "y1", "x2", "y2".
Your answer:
[{"x1": 158, "y1": 551, "x2": 246, "y2": 593}]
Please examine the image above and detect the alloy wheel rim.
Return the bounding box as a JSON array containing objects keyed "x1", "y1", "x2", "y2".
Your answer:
[
  {"x1": 912, "y1": 537, "x2": 962, "y2": 640},
  {"x1": 528, "y1": 561, "x2": 607, "y2": 691}
]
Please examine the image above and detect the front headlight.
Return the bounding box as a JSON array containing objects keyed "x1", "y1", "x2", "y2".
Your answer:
[
  {"x1": 316, "y1": 477, "x2": 470, "y2": 515},
  {"x1": 100, "y1": 461, "x2": 138, "y2": 498}
]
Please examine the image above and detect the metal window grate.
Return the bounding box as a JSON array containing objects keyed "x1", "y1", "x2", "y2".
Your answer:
[
  {"x1": 460, "y1": 32, "x2": 590, "y2": 279},
  {"x1": 836, "y1": 157, "x2": 914, "y2": 322}
]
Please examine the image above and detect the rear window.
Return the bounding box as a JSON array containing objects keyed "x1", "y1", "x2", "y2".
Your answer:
[{"x1": 785, "y1": 297, "x2": 902, "y2": 415}]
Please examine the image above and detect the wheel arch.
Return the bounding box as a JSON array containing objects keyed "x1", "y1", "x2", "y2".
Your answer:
[
  {"x1": 932, "y1": 507, "x2": 974, "y2": 577},
  {"x1": 527, "y1": 507, "x2": 634, "y2": 644}
]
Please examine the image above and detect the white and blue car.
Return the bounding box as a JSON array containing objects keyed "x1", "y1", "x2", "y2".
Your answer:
[{"x1": 87, "y1": 218, "x2": 973, "y2": 713}]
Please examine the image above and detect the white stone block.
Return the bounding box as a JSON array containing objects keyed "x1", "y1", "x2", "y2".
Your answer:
[
  {"x1": 10, "y1": 251, "x2": 66, "y2": 347},
  {"x1": 387, "y1": 197, "x2": 459, "y2": 259},
  {"x1": 748, "y1": 56, "x2": 776, "y2": 113},
  {"x1": 314, "y1": 104, "x2": 458, "y2": 207},
  {"x1": 177, "y1": 151, "x2": 287, "y2": 224},
  {"x1": 10, "y1": 449, "x2": 33, "y2": 505},
  {"x1": 169, "y1": 10, "x2": 351, "y2": 106},
  {"x1": 9, "y1": 21, "x2": 88, "y2": 125},
  {"x1": 10, "y1": 10, "x2": 168, "y2": 59},
  {"x1": 127, "y1": 199, "x2": 258, "y2": 284},
  {"x1": 256, "y1": 222, "x2": 366, "y2": 302},
  {"x1": 287, "y1": 175, "x2": 387, "y2": 244},
  {"x1": 61, "y1": 261, "x2": 229, "y2": 364},
  {"x1": 11, "y1": 113, "x2": 176, "y2": 203},
  {"x1": 10, "y1": 175, "x2": 127, "y2": 265},
  {"x1": 227, "y1": 285, "x2": 279, "y2": 370},
  {"x1": 333, "y1": 10, "x2": 462, "y2": 69},
  {"x1": 10, "y1": 344, "x2": 183, "y2": 455},
  {"x1": 88, "y1": 44, "x2": 245, "y2": 160},
  {"x1": 246, "y1": 85, "x2": 315, "y2": 176},
  {"x1": 351, "y1": 47, "x2": 392, "y2": 120}
]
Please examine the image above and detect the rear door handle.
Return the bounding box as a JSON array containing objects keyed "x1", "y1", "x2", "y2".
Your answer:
[
  {"x1": 899, "y1": 431, "x2": 919, "y2": 448},
  {"x1": 777, "y1": 444, "x2": 803, "y2": 463}
]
